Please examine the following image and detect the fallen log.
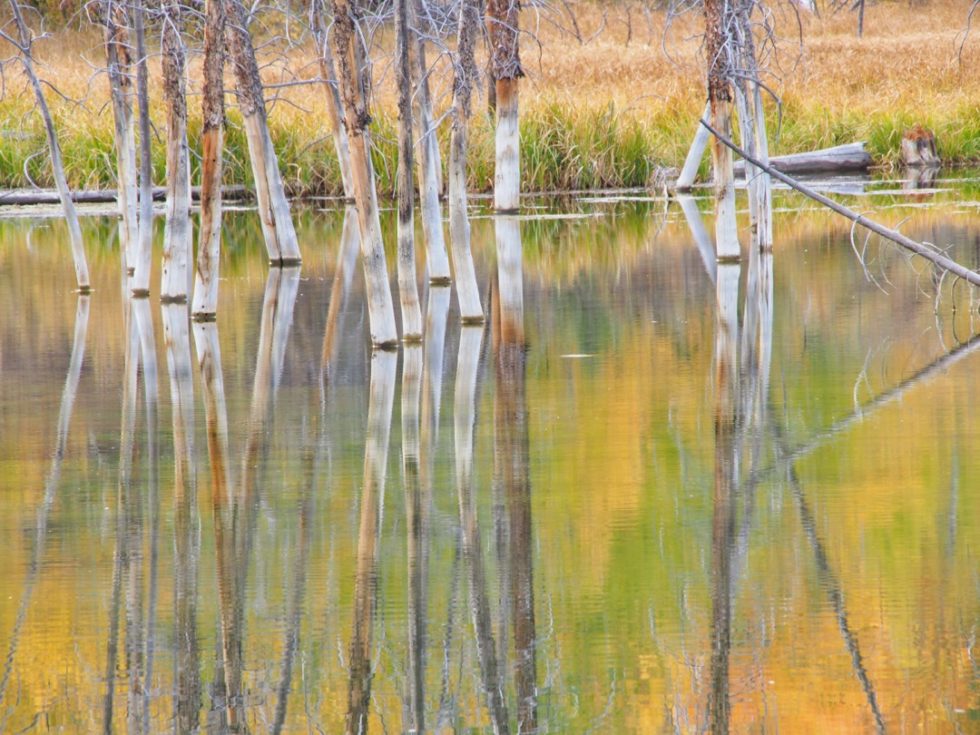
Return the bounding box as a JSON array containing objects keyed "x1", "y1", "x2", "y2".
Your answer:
[
  {"x1": 700, "y1": 118, "x2": 980, "y2": 287},
  {"x1": 0, "y1": 185, "x2": 250, "y2": 206},
  {"x1": 734, "y1": 142, "x2": 871, "y2": 176}
]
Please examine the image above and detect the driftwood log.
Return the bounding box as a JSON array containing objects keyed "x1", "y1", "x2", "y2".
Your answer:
[
  {"x1": 734, "y1": 142, "x2": 871, "y2": 176},
  {"x1": 0, "y1": 185, "x2": 249, "y2": 207},
  {"x1": 701, "y1": 118, "x2": 980, "y2": 287}
]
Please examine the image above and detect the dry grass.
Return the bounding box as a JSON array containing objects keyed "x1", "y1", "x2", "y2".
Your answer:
[{"x1": 0, "y1": 0, "x2": 978, "y2": 195}]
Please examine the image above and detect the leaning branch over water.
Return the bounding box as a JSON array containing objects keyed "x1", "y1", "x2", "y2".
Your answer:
[{"x1": 699, "y1": 117, "x2": 980, "y2": 287}]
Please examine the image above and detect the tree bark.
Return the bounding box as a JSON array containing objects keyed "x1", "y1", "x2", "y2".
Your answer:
[
  {"x1": 312, "y1": 0, "x2": 355, "y2": 199},
  {"x1": 329, "y1": 0, "x2": 398, "y2": 346},
  {"x1": 396, "y1": 0, "x2": 423, "y2": 339},
  {"x1": 486, "y1": 0, "x2": 523, "y2": 212},
  {"x1": 191, "y1": 0, "x2": 227, "y2": 319},
  {"x1": 161, "y1": 0, "x2": 193, "y2": 301},
  {"x1": 704, "y1": 0, "x2": 740, "y2": 260},
  {"x1": 410, "y1": 0, "x2": 452, "y2": 282},
  {"x1": 450, "y1": 0, "x2": 485, "y2": 323},
  {"x1": 225, "y1": 0, "x2": 302, "y2": 264},
  {"x1": 131, "y1": 0, "x2": 155, "y2": 296},
  {"x1": 103, "y1": 0, "x2": 139, "y2": 272},
  {"x1": 675, "y1": 101, "x2": 711, "y2": 192},
  {"x1": 8, "y1": 0, "x2": 90, "y2": 292}
]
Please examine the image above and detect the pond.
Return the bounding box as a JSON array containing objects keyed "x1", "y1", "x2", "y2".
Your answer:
[{"x1": 0, "y1": 176, "x2": 978, "y2": 732}]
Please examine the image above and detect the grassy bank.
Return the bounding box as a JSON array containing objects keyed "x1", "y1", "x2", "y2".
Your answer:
[{"x1": 0, "y1": 0, "x2": 977, "y2": 197}]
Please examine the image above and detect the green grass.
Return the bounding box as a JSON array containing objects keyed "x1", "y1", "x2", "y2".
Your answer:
[{"x1": 1, "y1": 97, "x2": 979, "y2": 198}]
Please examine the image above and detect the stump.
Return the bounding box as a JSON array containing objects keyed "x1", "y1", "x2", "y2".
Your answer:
[{"x1": 900, "y1": 126, "x2": 940, "y2": 167}]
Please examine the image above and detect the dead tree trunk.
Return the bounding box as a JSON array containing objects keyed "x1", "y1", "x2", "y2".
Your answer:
[
  {"x1": 103, "y1": 0, "x2": 139, "y2": 273},
  {"x1": 329, "y1": 0, "x2": 398, "y2": 346},
  {"x1": 160, "y1": 0, "x2": 193, "y2": 301},
  {"x1": 396, "y1": 0, "x2": 423, "y2": 339},
  {"x1": 410, "y1": 0, "x2": 452, "y2": 283},
  {"x1": 486, "y1": 0, "x2": 523, "y2": 212},
  {"x1": 449, "y1": 0, "x2": 485, "y2": 323},
  {"x1": 225, "y1": 0, "x2": 302, "y2": 265},
  {"x1": 131, "y1": 0, "x2": 155, "y2": 296},
  {"x1": 191, "y1": 0, "x2": 227, "y2": 319},
  {"x1": 311, "y1": 0, "x2": 355, "y2": 199},
  {"x1": 704, "y1": 0, "x2": 740, "y2": 260},
  {"x1": 7, "y1": 0, "x2": 90, "y2": 292},
  {"x1": 675, "y1": 101, "x2": 711, "y2": 192}
]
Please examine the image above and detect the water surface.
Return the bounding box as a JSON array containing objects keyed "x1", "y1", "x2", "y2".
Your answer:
[{"x1": 1, "y1": 181, "x2": 978, "y2": 732}]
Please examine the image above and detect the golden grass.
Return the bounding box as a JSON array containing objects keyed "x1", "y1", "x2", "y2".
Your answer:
[{"x1": 1, "y1": 0, "x2": 978, "y2": 195}]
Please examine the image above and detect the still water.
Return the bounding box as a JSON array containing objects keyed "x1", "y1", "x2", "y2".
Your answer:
[{"x1": 0, "y1": 182, "x2": 978, "y2": 733}]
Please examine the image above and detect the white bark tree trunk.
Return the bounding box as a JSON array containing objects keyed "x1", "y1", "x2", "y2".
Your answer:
[
  {"x1": 225, "y1": 0, "x2": 302, "y2": 265},
  {"x1": 449, "y1": 0, "x2": 484, "y2": 323},
  {"x1": 104, "y1": 1, "x2": 139, "y2": 273},
  {"x1": 486, "y1": 0, "x2": 523, "y2": 213},
  {"x1": 676, "y1": 103, "x2": 711, "y2": 192},
  {"x1": 8, "y1": 0, "x2": 90, "y2": 292},
  {"x1": 329, "y1": 0, "x2": 398, "y2": 346},
  {"x1": 312, "y1": 0, "x2": 355, "y2": 199},
  {"x1": 410, "y1": 0, "x2": 451, "y2": 282},
  {"x1": 131, "y1": 0, "x2": 155, "y2": 296},
  {"x1": 160, "y1": 0, "x2": 192, "y2": 301},
  {"x1": 396, "y1": 0, "x2": 423, "y2": 339}
]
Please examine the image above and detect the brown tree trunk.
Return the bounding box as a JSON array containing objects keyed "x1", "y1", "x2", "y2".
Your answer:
[
  {"x1": 191, "y1": 0, "x2": 227, "y2": 319},
  {"x1": 704, "y1": 0, "x2": 739, "y2": 260}
]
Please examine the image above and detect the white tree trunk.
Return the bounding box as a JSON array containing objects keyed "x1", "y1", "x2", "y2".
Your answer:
[
  {"x1": 104, "y1": 1, "x2": 139, "y2": 273},
  {"x1": 710, "y1": 98, "x2": 740, "y2": 261},
  {"x1": 448, "y1": 132, "x2": 483, "y2": 322},
  {"x1": 312, "y1": 4, "x2": 355, "y2": 198},
  {"x1": 448, "y1": 0, "x2": 484, "y2": 323},
  {"x1": 734, "y1": 85, "x2": 759, "y2": 239},
  {"x1": 396, "y1": 0, "x2": 423, "y2": 340},
  {"x1": 8, "y1": 0, "x2": 90, "y2": 292},
  {"x1": 329, "y1": 0, "x2": 398, "y2": 346},
  {"x1": 753, "y1": 85, "x2": 773, "y2": 249},
  {"x1": 226, "y1": 0, "x2": 302, "y2": 265},
  {"x1": 131, "y1": 0, "x2": 155, "y2": 296},
  {"x1": 676, "y1": 103, "x2": 711, "y2": 192},
  {"x1": 493, "y1": 79, "x2": 520, "y2": 212},
  {"x1": 160, "y1": 0, "x2": 192, "y2": 301},
  {"x1": 409, "y1": 0, "x2": 451, "y2": 283}
]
